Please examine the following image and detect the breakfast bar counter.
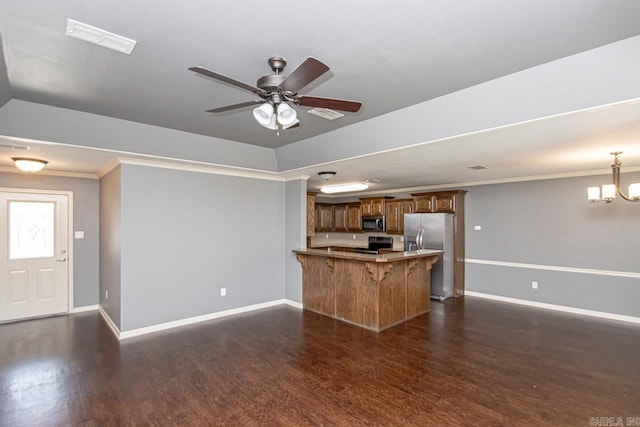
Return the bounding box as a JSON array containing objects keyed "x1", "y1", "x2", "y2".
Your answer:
[{"x1": 293, "y1": 249, "x2": 442, "y2": 331}]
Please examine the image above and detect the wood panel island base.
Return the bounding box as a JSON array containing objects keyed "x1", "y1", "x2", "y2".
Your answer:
[{"x1": 293, "y1": 249, "x2": 442, "y2": 332}]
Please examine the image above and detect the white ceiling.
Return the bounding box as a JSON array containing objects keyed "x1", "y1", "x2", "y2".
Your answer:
[{"x1": 1, "y1": 1, "x2": 640, "y2": 193}]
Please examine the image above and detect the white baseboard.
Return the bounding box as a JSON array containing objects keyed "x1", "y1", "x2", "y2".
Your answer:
[
  {"x1": 284, "y1": 299, "x2": 303, "y2": 309},
  {"x1": 116, "y1": 299, "x2": 297, "y2": 340},
  {"x1": 465, "y1": 258, "x2": 640, "y2": 279},
  {"x1": 98, "y1": 306, "x2": 121, "y2": 338},
  {"x1": 70, "y1": 304, "x2": 98, "y2": 313},
  {"x1": 465, "y1": 291, "x2": 640, "y2": 325}
]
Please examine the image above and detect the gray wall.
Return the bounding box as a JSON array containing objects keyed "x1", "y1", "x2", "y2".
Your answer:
[
  {"x1": 463, "y1": 172, "x2": 640, "y2": 317},
  {"x1": 99, "y1": 166, "x2": 122, "y2": 328},
  {"x1": 284, "y1": 179, "x2": 306, "y2": 303},
  {"x1": 118, "y1": 164, "x2": 285, "y2": 331},
  {"x1": 0, "y1": 35, "x2": 11, "y2": 108},
  {"x1": 0, "y1": 171, "x2": 99, "y2": 307}
]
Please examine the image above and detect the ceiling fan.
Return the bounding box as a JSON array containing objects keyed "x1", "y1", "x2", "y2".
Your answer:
[{"x1": 188, "y1": 56, "x2": 362, "y2": 133}]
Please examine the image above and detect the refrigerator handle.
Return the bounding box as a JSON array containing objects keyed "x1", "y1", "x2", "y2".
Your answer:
[{"x1": 418, "y1": 228, "x2": 423, "y2": 250}]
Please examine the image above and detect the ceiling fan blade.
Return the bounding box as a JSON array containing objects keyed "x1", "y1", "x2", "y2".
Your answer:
[
  {"x1": 189, "y1": 66, "x2": 264, "y2": 95},
  {"x1": 279, "y1": 57, "x2": 330, "y2": 93},
  {"x1": 297, "y1": 96, "x2": 362, "y2": 113},
  {"x1": 206, "y1": 100, "x2": 263, "y2": 113}
]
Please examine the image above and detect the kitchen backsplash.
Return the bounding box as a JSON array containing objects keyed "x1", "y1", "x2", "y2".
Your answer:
[{"x1": 310, "y1": 232, "x2": 404, "y2": 250}]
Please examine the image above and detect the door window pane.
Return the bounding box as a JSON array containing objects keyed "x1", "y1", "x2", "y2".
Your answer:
[{"x1": 9, "y1": 201, "x2": 55, "y2": 260}]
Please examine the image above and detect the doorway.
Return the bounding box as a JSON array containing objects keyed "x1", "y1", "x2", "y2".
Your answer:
[{"x1": 0, "y1": 190, "x2": 71, "y2": 322}]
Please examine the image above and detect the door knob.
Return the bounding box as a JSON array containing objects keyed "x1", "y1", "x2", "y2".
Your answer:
[{"x1": 56, "y1": 258, "x2": 67, "y2": 262}]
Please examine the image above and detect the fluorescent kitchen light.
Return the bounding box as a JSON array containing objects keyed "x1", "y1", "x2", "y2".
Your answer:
[
  {"x1": 320, "y1": 183, "x2": 369, "y2": 194},
  {"x1": 65, "y1": 19, "x2": 137, "y2": 54}
]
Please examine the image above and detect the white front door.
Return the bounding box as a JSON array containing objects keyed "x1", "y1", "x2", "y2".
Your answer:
[{"x1": 0, "y1": 191, "x2": 70, "y2": 322}]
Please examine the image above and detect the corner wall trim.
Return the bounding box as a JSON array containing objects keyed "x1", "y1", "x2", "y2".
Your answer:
[
  {"x1": 465, "y1": 258, "x2": 640, "y2": 279},
  {"x1": 284, "y1": 299, "x2": 303, "y2": 309},
  {"x1": 464, "y1": 291, "x2": 640, "y2": 325},
  {"x1": 117, "y1": 299, "x2": 294, "y2": 340},
  {"x1": 98, "y1": 306, "x2": 121, "y2": 338},
  {"x1": 71, "y1": 304, "x2": 98, "y2": 313}
]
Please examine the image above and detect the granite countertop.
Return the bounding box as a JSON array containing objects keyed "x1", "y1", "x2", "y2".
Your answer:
[{"x1": 293, "y1": 248, "x2": 442, "y2": 263}]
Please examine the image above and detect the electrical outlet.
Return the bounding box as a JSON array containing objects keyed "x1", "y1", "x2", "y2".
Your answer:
[
  {"x1": 353, "y1": 234, "x2": 356, "y2": 239},
  {"x1": 220, "y1": 288, "x2": 226, "y2": 297},
  {"x1": 105, "y1": 290, "x2": 109, "y2": 300},
  {"x1": 532, "y1": 281, "x2": 538, "y2": 290},
  {"x1": 325, "y1": 234, "x2": 329, "y2": 239}
]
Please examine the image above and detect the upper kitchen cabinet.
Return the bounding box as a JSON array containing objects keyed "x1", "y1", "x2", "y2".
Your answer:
[
  {"x1": 360, "y1": 196, "x2": 394, "y2": 217},
  {"x1": 385, "y1": 199, "x2": 414, "y2": 234},
  {"x1": 346, "y1": 203, "x2": 362, "y2": 232},
  {"x1": 333, "y1": 204, "x2": 349, "y2": 232},
  {"x1": 315, "y1": 203, "x2": 335, "y2": 232},
  {"x1": 411, "y1": 191, "x2": 467, "y2": 214}
]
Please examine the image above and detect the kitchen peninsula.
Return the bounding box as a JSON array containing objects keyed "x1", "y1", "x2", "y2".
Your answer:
[{"x1": 293, "y1": 249, "x2": 442, "y2": 331}]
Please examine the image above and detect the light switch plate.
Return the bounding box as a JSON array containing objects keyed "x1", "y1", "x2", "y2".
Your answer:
[{"x1": 74, "y1": 231, "x2": 85, "y2": 239}]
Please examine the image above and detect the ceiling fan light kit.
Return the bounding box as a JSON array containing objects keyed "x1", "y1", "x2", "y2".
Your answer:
[
  {"x1": 277, "y1": 103, "x2": 297, "y2": 126},
  {"x1": 189, "y1": 56, "x2": 361, "y2": 133},
  {"x1": 253, "y1": 103, "x2": 274, "y2": 126},
  {"x1": 587, "y1": 152, "x2": 640, "y2": 203}
]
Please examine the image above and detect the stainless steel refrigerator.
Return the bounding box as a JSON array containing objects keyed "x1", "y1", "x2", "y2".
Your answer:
[{"x1": 404, "y1": 213, "x2": 455, "y2": 300}]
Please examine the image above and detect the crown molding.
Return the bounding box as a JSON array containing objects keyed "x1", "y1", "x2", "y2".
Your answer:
[
  {"x1": 314, "y1": 166, "x2": 640, "y2": 198},
  {"x1": 97, "y1": 157, "x2": 285, "y2": 181},
  {"x1": 284, "y1": 174, "x2": 310, "y2": 182}
]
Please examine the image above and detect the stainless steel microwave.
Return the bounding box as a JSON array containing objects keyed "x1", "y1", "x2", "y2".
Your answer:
[{"x1": 362, "y1": 216, "x2": 386, "y2": 232}]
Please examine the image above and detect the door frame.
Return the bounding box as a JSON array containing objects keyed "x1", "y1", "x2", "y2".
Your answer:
[{"x1": 0, "y1": 187, "x2": 74, "y2": 314}]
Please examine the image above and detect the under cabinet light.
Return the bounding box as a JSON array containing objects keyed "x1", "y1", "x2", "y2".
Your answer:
[{"x1": 65, "y1": 19, "x2": 137, "y2": 54}]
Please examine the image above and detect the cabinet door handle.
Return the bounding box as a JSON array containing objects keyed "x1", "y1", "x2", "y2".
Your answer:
[{"x1": 56, "y1": 258, "x2": 67, "y2": 262}]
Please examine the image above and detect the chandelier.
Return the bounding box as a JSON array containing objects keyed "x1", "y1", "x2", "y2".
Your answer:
[{"x1": 587, "y1": 152, "x2": 640, "y2": 203}]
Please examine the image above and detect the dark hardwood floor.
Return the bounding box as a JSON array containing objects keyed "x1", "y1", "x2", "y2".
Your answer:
[{"x1": 1, "y1": 297, "x2": 639, "y2": 426}]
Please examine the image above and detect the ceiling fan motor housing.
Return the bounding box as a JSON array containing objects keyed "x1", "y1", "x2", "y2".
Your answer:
[{"x1": 257, "y1": 74, "x2": 286, "y2": 91}]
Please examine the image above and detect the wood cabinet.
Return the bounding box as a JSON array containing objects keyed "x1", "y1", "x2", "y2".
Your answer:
[
  {"x1": 385, "y1": 198, "x2": 414, "y2": 235},
  {"x1": 360, "y1": 196, "x2": 393, "y2": 217},
  {"x1": 346, "y1": 203, "x2": 362, "y2": 232},
  {"x1": 295, "y1": 250, "x2": 440, "y2": 332},
  {"x1": 314, "y1": 202, "x2": 362, "y2": 233},
  {"x1": 333, "y1": 204, "x2": 348, "y2": 232},
  {"x1": 306, "y1": 192, "x2": 316, "y2": 237},
  {"x1": 315, "y1": 203, "x2": 334, "y2": 232},
  {"x1": 411, "y1": 190, "x2": 467, "y2": 297},
  {"x1": 412, "y1": 191, "x2": 463, "y2": 214}
]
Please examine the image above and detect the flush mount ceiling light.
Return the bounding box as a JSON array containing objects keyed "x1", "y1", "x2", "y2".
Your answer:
[
  {"x1": 587, "y1": 152, "x2": 640, "y2": 203},
  {"x1": 318, "y1": 171, "x2": 337, "y2": 180},
  {"x1": 65, "y1": 19, "x2": 137, "y2": 54},
  {"x1": 12, "y1": 157, "x2": 48, "y2": 173},
  {"x1": 320, "y1": 183, "x2": 369, "y2": 194}
]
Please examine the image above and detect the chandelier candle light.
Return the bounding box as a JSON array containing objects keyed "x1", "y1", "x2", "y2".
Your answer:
[{"x1": 587, "y1": 152, "x2": 640, "y2": 203}]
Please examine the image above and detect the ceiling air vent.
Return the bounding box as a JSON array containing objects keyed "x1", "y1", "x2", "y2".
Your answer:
[
  {"x1": 307, "y1": 108, "x2": 344, "y2": 120},
  {"x1": 65, "y1": 19, "x2": 137, "y2": 54},
  {"x1": 468, "y1": 165, "x2": 488, "y2": 170}
]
